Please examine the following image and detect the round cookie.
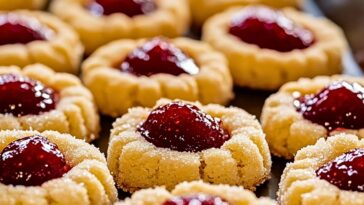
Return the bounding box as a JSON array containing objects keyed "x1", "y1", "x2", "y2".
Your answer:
[{"x1": 0, "y1": 0, "x2": 47, "y2": 10}]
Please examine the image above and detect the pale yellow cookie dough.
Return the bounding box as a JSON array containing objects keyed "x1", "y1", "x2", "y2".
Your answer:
[
  {"x1": 0, "y1": 130, "x2": 117, "y2": 205},
  {"x1": 0, "y1": 11, "x2": 83, "y2": 74},
  {"x1": 0, "y1": 64, "x2": 100, "y2": 142},
  {"x1": 0, "y1": 0, "x2": 47, "y2": 10},
  {"x1": 82, "y1": 38, "x2": 233, "y2": 117},
  {"x1": 190, "y1": 0, "x2": 302, "y2": 26},
  {"x1": 279, "y1": 134, "x2": 364, "y2": 205},
  {"x1": 116, "y1": 181, "x2": 277, "y2": 205},
  {"x1": 261, "y1": 75, "x2": 364, "y2": 159},
  {"x1": 203, "y1": 6, "x2": 347, "y2": 90},
  {"x1": 107, "y1": 99, "x2": 271, "y2": 192},
  {"x1": 50, "y1": 0, "x2": 190, "y2": 54}
]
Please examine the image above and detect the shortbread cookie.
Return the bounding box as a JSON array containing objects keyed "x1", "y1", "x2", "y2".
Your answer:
[
  {"x1": 261, "y1": 75, "x2": 364, "y2": 159},
  {"x1": 116, "y1": 181, "x2": 276, "y2": 205},
  {"x1": 83, "y1": 37, "x2": 233, "y2": 117},
  {"x1": 107, "y1": 99, "x2": 271, "y2": 192},
  {"x1": 50, "y1": 0, "x2": 190, "y2": 54},
  {"x1": 0, "y1": 64, "x2": 99, "y2": 142},
  {"x1": 203, "y1": 6, "x2": 347, "y2": 90},
  {"x1": 0, "y1": 130, "x2": 117, "y2": 205},
  {"x1": 0, "y1": 0, "x2": 47, "y2": 10},
  {"x1": 279, "y1": 134, "x2": 364, "y2": 205}
]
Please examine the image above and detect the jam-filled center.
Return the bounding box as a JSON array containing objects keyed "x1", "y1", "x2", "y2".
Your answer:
[
  {"x1": 316, "y1": 148, "x2": 364, "y2": 192},
  {"x1": 0, "y1": 14, "x2": 52, "y2": 46},
  {"x1": 137, "y1": 101, "x2": 231, "y2": 152},
  {"x1": 0, "y1": 73, "x2": 59, "y2": 117},
  {"x1": 0, "y1": 135, "x2": 71, "y2": 186},
  {"x1": 88, "y1": 0, "x2": 157, "y2": 17},
  {"x1": 163, "y1": 194, "x2": 230, "y2": 205},
  {"x1": 295, "y1": 81, "x2": 364, "y2": 131},
  {"x1": 229, "y1": 6, "x2": 315, "y2": 52},
  {"x1": 119, "y1": 38, "x2": 199, "y2": 77}
]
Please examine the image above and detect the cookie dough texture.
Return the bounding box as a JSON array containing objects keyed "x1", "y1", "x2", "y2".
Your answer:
[
  {"x1": 0, "y1": 64, "x2": 100, "y2": 142},
  {"x1": 0, "y1": 10, "x2": 83, "y2": 74},
  {"x1": 82, "y1": 38, "x2": 234, "y2": 117},
  {"x1": 107, "y1": 99, "x2": 271, "y2": 192},
  {"x1": 0, "y1": 130, "x2": 117, "y2": 205},
  {"x1": 50, "y1": 0, "x2": 190, "y2": 54},
  {"x1": 0, "y1": 0, "x2": 47, "y2": 10},
  {"x1": 190, "y1": 0, "x2": 302, "y2": 25},
  {"x1": 279, "y1": 134, "x2": 364, "y2": 205},
  {"x1": 203, "y1": 6, "x2": 347, "y2": 90},
  {"x1": 261, "y1": 75, "x2": 364, "y2": 159},
  {"x1": 116, "y1": 181, "x2": 277, "y2": 205}
]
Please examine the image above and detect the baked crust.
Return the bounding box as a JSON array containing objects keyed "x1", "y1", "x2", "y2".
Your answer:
[
  {"x1": 0, "y1": 130, "x2": 117, "y2": 205},
  {"x1": 0, "y1": 0, "x2": 47, "y2": 10},
  {"x1": 82, "y1": 38, "x2": 234, "y2": 117},
  {"x1": 0, "y1": 10, "x2": 83, "y2": 74},
  {"x1": 107, "y1": 99, "x2": 271, "y2": 192},
  {"x1": 0, "y1": 64, "x2": 100, "y2": 142},
  {"x1": 50, "y1": 0, "x2": 190, "y2": 54},
  {"x1": 116, "y1": 181, "x2": 277, "y2": 205},
  {"x1": 261, "y1": 75, "x2": 364, "y2": 159},
  {"x1": 190, "y1": 0, "x2": 302, "y2": 25},
  {"x1": 279, "y1": 134, "x2": 364, "y2": 205},
  {"x1": 202, "y1": 6, "x2": 347, "y2": 90}
]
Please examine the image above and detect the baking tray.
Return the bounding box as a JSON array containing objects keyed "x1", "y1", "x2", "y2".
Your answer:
[{"x1": 93, "y1": 0, "x2": 364, "y2": 199}]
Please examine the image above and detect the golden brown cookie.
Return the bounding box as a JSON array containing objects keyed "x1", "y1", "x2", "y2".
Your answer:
[
  {"x1": 0, "y1": 64, "x2": 99, "y2": 142},
  {"x1": 203, "y1": 6, "x2": 347, "y2": 90},
  {"x1": 0, "y1": 0, "x2": 47, "y2": 10},
  {"x1": 50, "y1": 0, "x2": 190, "y2": 54},
  {"x1": 107, "y1": 99, "x2": 271, "y2": 192},
  {"x1": 0, "y1": 130, "x2": 117, "y2": 205},
  {"x1": 82, "y1": 37, "x2": 233, "y2": 117}
]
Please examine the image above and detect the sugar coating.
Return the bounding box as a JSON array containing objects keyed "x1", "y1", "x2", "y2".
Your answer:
[
  {"x1": 116, "y1": 181, "x2": 277, "y2": 205},
  {"x1": 0, "y1": 64, "x2": 100, "y2": 142},
  {"x1": 82, "y1": 38, "x2": 234, "y2": 117},
  {"x1": 0, "y1": 10, "x2": 83, "y2": 74},
  {"x1": 107, "y1": 99, "x2": 271, "y2": 192},
  {"x1": 279, "y1": 134, "x2": 364, "y2": 205},
  {"x1": 50, "y1": 0, "x2": 190, "y2": 54},
  {"x1": 0, "y1": 0, "x2": 46, "y2": 10},
  {"x1": 261, "y1": 75, "x2": 364, "y2": 159},
  {"x1": 0, "y1": 130, "x2": 117, "y2": 205},
  {"x1": 203, "y1": 6, "x2": 347, "y2": 90}
]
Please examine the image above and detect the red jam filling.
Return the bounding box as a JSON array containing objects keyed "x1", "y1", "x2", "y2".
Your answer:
[
  {"x1": 0, "y1": 73, "x2": 59, "y2": 117},
  {"x1": 119, "y1": 38, "x2": 199, "y2": 77},
  {"x1": 163, "y1": 194, "x2": 230, "y2": 205},
  {"x1": 228, "y1": 6, "x2": 315, "y2": 52},
  {"x1": 0, "y1": 135, "x2": 71, "y2": 186},
  {"x1": 88, "y1": 0, "x2": 157, "y2": 17},
  {"x1": 0, "y1": 14, "x2": 52, "y2": 45},
  {"x1": 295, "y1": 81, "x2": 364, "y2": 131},
  {"x1": 316, "y1": 148, "x2": 364, "y2": 192},
  {"x1": 137, "y1": 101, "x2": 230, "y2": 152}
]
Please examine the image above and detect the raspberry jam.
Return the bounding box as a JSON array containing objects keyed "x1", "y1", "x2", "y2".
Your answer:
[
  {"x1": 295, "y1": 81, "x2": 364, "y2": 131},
  {"x1": 137, "y1": 101, "x2": 230, "y2": 152},
  {"x1": 163, "y1": 195, "x2": 230, "y2": 205},
  {"x1": 0, "y1": 73, "x2": 59, "y2": 117},
  {"x1": 0, "y1": 135, "x2": 70, "y2": 186},
  {"x1": 316, "y1": 148, "x2": 364, "y2": 192},
  {"x1": 119, "y1": 38, "x2": 199, "y2": 77},
  {"x1": 229, "y1": 6, "x2": 314, "y2": 52},
  {"x1": 88, "y1": 0, "x2": 157, "y2": 17},
  {"x1": 0, "y1": 14, "x2": 52, "y2": 45}
]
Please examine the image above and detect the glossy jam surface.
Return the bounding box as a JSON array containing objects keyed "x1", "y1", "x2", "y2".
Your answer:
[
  {"x1": 0, "y1": 135, "x2": 70, "y2": 186},
  {"x1": 119, "y1": 38, "x2": 199, "y2": 77},
  {"x1": 137, "y1": 101, "x2": 231, "y2": 152},
  {"x1": 88, "y1": 0, "x2": 157, "y2": 17},
  {"x1": 229, "y1": 6, "x2": 314, "y2": 52},
  {"x1": 163, "y1": 195, "x2": 230, "y2": 205},
  {"x1": 295, "y1": 81, "x2": 364, "y2": 131},
  {"x1": 0, "y1": 14, "x2": 52, "y2": 45},
  {"x1": 0, "y1": 73, "x2": 59, "y2": 117},
  {"x1": 316, "y1": 148, "x2": 364, "y2": 192}
]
